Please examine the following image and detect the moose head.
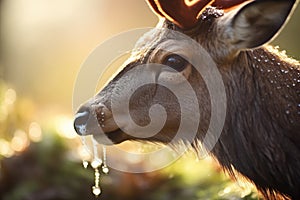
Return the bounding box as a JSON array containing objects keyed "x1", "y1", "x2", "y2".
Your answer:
[{"x1": 74, "y1": 0, "x2": 300, "y2": 199}]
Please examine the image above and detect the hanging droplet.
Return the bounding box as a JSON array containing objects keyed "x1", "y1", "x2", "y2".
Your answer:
[
  {"x1": 92, "y1": 167, "x2": 101, "y2": 197},
  {"x1": 102, "y1": 166, "x2": 109, "y2": 174},
  {"x1": 91, "y1": 159, "x2": 102, "y2": 169},
  {"x1": 102, "y1": 146, "x2": 107, "y2": 166},
  {"x1": 102, "y1": 146, "x2": 109, "y2": 174},
  {"x1": 81, "y1": 137, "x2": 110, "y2": 197},
  {"x1": 83, "y1": 160, "x2": 89, "y2": 169},
  {"x1": 92, "y1": 186, "x2": 101, "y2": 196}
]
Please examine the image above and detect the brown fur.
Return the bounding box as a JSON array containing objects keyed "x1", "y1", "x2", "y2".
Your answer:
[{"x1": 74, "y1": 1, "x2": 300, "y2": 199}]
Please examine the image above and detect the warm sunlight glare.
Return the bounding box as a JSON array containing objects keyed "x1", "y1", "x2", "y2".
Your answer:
[{"x1": 55, "y1": 116, "x2": 77, "y2": 139}]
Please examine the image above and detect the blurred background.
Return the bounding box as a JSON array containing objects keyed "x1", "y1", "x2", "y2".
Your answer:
[{"x1": 0, "y1": 0, "x2": 299, "y2": 199}]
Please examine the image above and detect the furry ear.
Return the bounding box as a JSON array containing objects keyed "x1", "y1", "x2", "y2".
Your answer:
[{"x1": 229, "y1": 0, "x2": 296, "y2": 49}]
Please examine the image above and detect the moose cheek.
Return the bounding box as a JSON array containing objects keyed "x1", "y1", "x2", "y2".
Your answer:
[{"x1": 126, "y1": 85, "x2": 181, "y2": 140}]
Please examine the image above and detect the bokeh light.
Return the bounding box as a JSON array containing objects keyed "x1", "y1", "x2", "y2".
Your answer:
[
  {"x1": 54, "y1": 115, "x2": 77, "y2": 139},
  {"x1": 4, "y1": 88, "x2": 16, "y2": 105},
  {"x1": 28, "y1": 122, "x2": 42, "y2": 142},
  {"x1": 0, "y1": 0, "x2": 299, "y2": 199},
  {"x1": 0, "y1": 139, "x2": 14, "y2": 157},
  {"x1": 10, "y1": 129, "x2": 29, "y2": 152}
]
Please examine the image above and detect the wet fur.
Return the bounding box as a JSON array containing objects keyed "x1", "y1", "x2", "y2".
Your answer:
[
  {"x1": 132, "y1": 15, "x2": 300, "y2": 199},
  {"x1": 76, "y1": 3, "x2": 300, "y2": 200},
  {"x1": 208, "y1": 48, "x2": 300, "y2": 199}
]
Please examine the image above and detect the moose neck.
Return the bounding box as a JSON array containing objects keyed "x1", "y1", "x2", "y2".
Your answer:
[{"x1": 210, "y1": 46, "x2": 300, "y2": 198}]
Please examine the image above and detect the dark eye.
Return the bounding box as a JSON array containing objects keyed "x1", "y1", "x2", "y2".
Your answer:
[{"x1": 163, "y1": 54, "x2": 188, "y2": 72}]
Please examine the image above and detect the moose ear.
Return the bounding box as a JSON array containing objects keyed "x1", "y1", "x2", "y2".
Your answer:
[{"x1": 230, "y1": 0, "x2": 296, "y2": 49}]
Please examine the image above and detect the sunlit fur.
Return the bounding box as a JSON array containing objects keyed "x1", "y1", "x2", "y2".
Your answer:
[{"x1": 75, "y1": 1, "x2": 300, "y2": 199}]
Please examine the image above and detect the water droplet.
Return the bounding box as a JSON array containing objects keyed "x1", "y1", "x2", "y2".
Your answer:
[
  {"x1": 102, "y1": 166, "x2": 109, "y2": 174},
  {"x1": 264, "y1": 59, "x2": 268, "y2": 63},
  {"x1": 298, "y1": 104, "x2": 300, "y2": 108},
  {"x1": 91, "y1": 159, "x2": 102, "y2": 168},
  {"x1": 277, "y1": 63, "x2": 281, "y2": 66},
  {"x1": 267, "y1": 69, "x2": 271, "y2": 73},
  {"x1": 292, "y1": 83, "x2": 296, "y2": 87},
  {"x1": 297, "y1": 79, "x2": 300, "y2": 83},
  {"x1": 253, "y1": 56, "x2": 257, "y2": 60},
  {"x1": 95, "y1": 170, "x2": 100, "y2": 177},
  {"x1": 286, "y1": 110, "x2": 290, "y2": 115},
  {"x1": 271, "y1": 58, "x2": 275, "y2": 61},
  {"x1": 277, "y1": 86, "x2": 282, "y2": 89},
  {"x1": 83, "y1": 161, "x2": 89, "y2": 169},
  {"x1": 92, "y1": 186, "x2": 101, "y2": 196},
  {"x1": 78, "y1": 125, "x2": 87, "y2": 135},
  {"x1": 270, "y1": 80, "x2": 274, "y2": 83},
  {"x1": 257, "y1": 59, "x2": 261, "y2": 62}
]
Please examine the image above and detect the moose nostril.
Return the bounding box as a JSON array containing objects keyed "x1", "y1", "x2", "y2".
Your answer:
[{"x1": 74, "y1": 111, "x2": 90, "y2": 135}]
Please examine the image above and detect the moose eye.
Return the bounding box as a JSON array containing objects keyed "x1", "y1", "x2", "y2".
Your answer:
[{"x1": 163, "y1": 54, "x2": 188, "y2": 72}]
